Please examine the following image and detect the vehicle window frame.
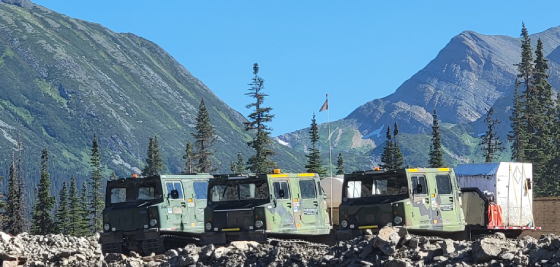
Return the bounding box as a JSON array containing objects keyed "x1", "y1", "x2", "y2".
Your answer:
[
  {"x1": 273, "y1": 181, "x2": 290, "y2": 200},
  {"x1": 299, "y1": 179, "x2": 317, "y2": 199},
  {"x1": 166, "y1": 181, "x2": 184, "y2": 200},
  {"x1": 110, "y1": 187, "x2": 127, "y2": 204},
  {"x1": 411, "y1": 175, "x2": 428, "y2": 195},
  {"x1": 193, "y1": 181, "x2": 208, "y2": 200},
  {"x1": 435, "y1": 174, "x2": 452, "y2": 195}
]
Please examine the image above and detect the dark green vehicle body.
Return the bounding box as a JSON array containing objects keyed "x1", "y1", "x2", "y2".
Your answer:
[
  {"x1": 201, "y1": 172, "x2": 331, "y2": 244},
  {"x1": 99, "y1": 174, "x2": 212, "y2": 254},
  {"x1": 337, "y1": 168, "x2": 465, "y2": 240}
]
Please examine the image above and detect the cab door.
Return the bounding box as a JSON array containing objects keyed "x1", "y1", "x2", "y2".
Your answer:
[
  {"x1": 435, "y1": 173, "x2": 464, "y2": 231},
  {"x1": 192, "y1": 180, "x2": 208, "y2": 226},
  {"x1": 297, "y1": 179, "x2": 321, "y2": 229},
  {"x1": 271, "y1": 180, "x2": 295, "y2": 231},
  {"x1": 165, "y1": 181, "x2": 185, "y2": 230},
  {"x1": 409, "y1": 174, "x2": 432, "y2": 229}
]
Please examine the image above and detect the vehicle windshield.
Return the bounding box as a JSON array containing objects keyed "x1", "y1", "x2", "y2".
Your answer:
[
  {"x1": 209, "y1": 180, "x2": 269, "y2": 202},
  {"x1": 346, "y1": 174, "x2": 408, "y2": 198},
  {"x1": 106, "y1": 179, "x2": 163, "y2": 206}
]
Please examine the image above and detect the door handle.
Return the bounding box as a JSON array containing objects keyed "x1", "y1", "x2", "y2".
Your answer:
[
  {"x1": 313, "y1": 201, "x2": 318, "y2": 207},
  {"x1": 181, "y1": 202, "x2": 186, "y2": 207},
  {"x1": 287, "y1": 203, "x2": 291, "y2": 208},
  {"x1": 449, "y1": 197, "x2": 454, "y2": 202}
]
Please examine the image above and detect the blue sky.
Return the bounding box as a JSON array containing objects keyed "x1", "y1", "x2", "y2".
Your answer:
[{"x1": 32, "y1": 0, "x2": 560, "y2": 136}]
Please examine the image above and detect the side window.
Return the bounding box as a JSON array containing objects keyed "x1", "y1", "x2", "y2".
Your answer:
[
  {"x1": 273, "y1": 181, "x2": 290, "y2": 200},
  {"x1": 436, "y1": 175, "x2": 452, "y2": 195},
  {"x1": 111, "y1": 188, "x2": 127, "y2": 203},
  {"x1": 411, "y1": 176, "x2": 427, "y2": 195},
  {"x1": 299, "y1": 180, "x2": 317, "y2": 199},
  {"x1": 193, "y1": 181, "x2": 208, "y2": 199},
  {"x1": 347, "y1": 181, "x2": 362, "y2": 198},
  {"x1": 166, "y1": 182, "x2": 184, "y2": 199}
]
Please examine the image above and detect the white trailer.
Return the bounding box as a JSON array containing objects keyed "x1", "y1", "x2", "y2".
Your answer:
[{"x1": 455, "y1": 162, "x2": 536, "y2": 230}]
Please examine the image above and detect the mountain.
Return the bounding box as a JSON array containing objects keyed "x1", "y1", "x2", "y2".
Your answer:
[
  {"x1": 278, "y1": 26, "x2": 560, "y2": 170},
  {"x1": 0, "y1": 1, "x2": 307, "y2": 190}
]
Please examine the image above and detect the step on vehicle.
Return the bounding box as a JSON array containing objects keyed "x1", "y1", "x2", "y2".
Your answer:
[
  {"x1": 201, "y1": 170, "x2": 332, "y2": 244},
  {"x1": 99, "y1": 174, "x2": 212, "y2": 255},
  {"x1": 336, "y1": 167, "x2": 466, "y2": 240}
]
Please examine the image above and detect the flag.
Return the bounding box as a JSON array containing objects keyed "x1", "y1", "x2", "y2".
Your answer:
[{"x1": 319, "y1": 99, "x2": 328, "y2": 112}]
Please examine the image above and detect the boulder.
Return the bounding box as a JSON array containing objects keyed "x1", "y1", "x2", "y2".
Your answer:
[
  {"x1": 471, "y1": 238, "x2": 503, "y2": 263},
  {"x1": 373, "y1": 226, "x2": 408, "y2": 256}
]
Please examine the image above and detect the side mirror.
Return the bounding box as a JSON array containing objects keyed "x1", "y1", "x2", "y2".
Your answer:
[
  {"x1": 170, "y1": 189, "x2": 179, "y2": 199},
  {"x1": 416, "y1": 184, "x2": 423, "y2": 194},
  {"x1": 278, "y1": 189, "x2": 285, "y2": 198}
]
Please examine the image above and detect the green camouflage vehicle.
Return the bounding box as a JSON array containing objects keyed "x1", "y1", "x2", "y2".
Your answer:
[
  {"x1": 201, "y1": 170, "x2": 332, "y2": 244},
  {"x1": 99, "y1": 174, "x2": 212, "y2": 255},
  {"x1": 336, "y1": 167, "x2": 466, "y2": 240}
]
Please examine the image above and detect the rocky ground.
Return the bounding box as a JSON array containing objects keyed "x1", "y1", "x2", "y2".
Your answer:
[{"x1": 0, "y1": 227, "x2": 558, "y2": 266}]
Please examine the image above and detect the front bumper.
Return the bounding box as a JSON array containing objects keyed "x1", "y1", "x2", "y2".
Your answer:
[
  {"x1": 200, "y1": 230, "x2": 266, "y2": 245},
  {"x1": 99, "y1": 228, "x2": 160, "y2": 244}
]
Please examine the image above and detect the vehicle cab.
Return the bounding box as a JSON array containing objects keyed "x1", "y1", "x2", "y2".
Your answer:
[
  {"x1": 99, "y1": 174, "x2": 212, "y2": 254},
  {"x1": 337, "y1": 167, "x2": 465, "y2": 240},
  {"x1": 201, "y1": 170, "x2": 331, "y2": 244}
]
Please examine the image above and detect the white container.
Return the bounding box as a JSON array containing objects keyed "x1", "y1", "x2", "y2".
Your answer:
[
  {"x1": 455, "y1": 162, "x2": 534, "y2": 227},
  {"x1": 320, "y1": 176, "x2": 343, "y2": 208}
]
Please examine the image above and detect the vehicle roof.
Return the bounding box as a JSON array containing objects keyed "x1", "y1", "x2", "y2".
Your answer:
[{"x1": 210, "y1": 172, "x2": 319, "y2": 181}]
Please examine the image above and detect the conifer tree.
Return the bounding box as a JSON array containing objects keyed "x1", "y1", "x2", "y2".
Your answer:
[
  {"x1": 191, "y1": 99, "x2": 217, "y2": 173},
  {"x1": 429, "y1": 109, "x2": 445, "y2": 168},
  {"x1": 508, "y1": 81, "x2": 527, "y2": 162},
  {"x1": 230, "y1": 162, "x2": 236, "y2": 173},
  {"x1": 68, "y1": 176, "x2": 86, "y2": 236},
  {"x1": 89, "y1": 134, "x2": 104, "y2": 233},
  {"x1": 235, "y1": 152, "x2": 245, "y2": 173},
  {"x1": 380, "y1": 126, "x2": 394, "y2": 169},
  {"x1": 244, "y1": 63, "x2": 276, "y2": 173},
  {"x1": 14, "y1": 135, "x2": 26, "y2": 233},
  {"x1": 305, "y1": 114, "x2": 327, "y2": 176},
  {"x1": 110, "y1": 171, "x2": 119, "y2": 180},
  {"x1": 79, "y1": 180, "x2": 90, "y2": 236},
  {"x1": 393, "y1": 122, "x2": 405, "y2": 169},
  {"x1": 479, "y1": 107, "x2": 505, "y2": 163},
  {"x1": 54, "y1": 181, "x2": 69, "y2": 234},
  {"x1": 31, "y1": 148, "x2": 55, "y2": 235},
  {"x1": 182, "y1": 141, "x2": 194, "y2": 174},
  {"x1": 5, "y1": 151, "x2": 18, "y2": 234},
  {"x1": 336, "y1": 153, "x2": 345, "y2": 175},
  {"x1": 142, "y1": 136, "x2": 164, "y2": 176}
]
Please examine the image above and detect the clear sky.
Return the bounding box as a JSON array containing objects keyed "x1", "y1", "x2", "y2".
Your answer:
[{"x1": 31, "y1": 0, "x2": 560, "y2": 136}]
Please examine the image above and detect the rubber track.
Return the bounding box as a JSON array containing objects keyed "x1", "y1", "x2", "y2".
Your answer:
[{"x1": 267, "y1": 238, "x2": 329, "y2": 247}]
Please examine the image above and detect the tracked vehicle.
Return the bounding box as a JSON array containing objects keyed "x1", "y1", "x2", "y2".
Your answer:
[
  {"x1": 201, "y1": 170, "x2": 332, "y2": 244},
  {"x1": 99, "y1": 174, "x2": 212, "y2": 255}
]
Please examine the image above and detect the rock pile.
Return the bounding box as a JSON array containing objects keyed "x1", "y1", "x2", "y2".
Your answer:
[{"x1": 2, "y1": 227, "x2": 560, "y2": 266}]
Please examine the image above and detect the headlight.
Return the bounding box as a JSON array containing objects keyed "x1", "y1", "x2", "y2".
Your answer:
[
  {"x1": 205, "y1": 223, "x2": 212, "y2": 230},
  {"x1": 394, "y1": 216, "x2": 403, "y2": 225},
  {"x1": 340, "y1": 219, "x2": 348, "y2": 228},
  {"x1": 255, "y1": 220, "x2": 263, "y2": 228},
  {"x1": 149, "y1": 219, "x2": 157, "y2": 227},
  {"x1": 103, "y1": 223, "x2": 110, "y2": 231}
]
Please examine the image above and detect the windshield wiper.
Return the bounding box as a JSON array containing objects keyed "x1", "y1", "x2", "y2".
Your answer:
[{"x1": 136, "y1": 200, "x2": 152, "y2": 207}]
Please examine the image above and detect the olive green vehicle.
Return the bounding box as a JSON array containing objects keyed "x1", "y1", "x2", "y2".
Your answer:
[
  {"x1": 99, "y1": 174, "x2": 212, "y2": 255},
  {"x1": 336, "y1": 167, "x2": 466, "y2": 240},
  {"x1": 201, "y1": 171, "x2": 332, "y2": 244}
]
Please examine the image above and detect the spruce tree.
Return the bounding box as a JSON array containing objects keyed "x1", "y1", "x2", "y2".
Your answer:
[
  {"x1": 54, "y1": 181, "x2": 70, "y2": 234},
  {"x1": 336, "y1": 153, "x2": 345, "y2": 175},
  {"x1": 305, "y1": 114, "x2": 327, "y2": 176},
  {"x1": 68, "y1": 176, "x2": 86, "y2": 236},
  {"x1": 230, "y1": 162, "x2": 236, "y2": 173},
  {"x1": 235, "y1": 152, "x2": 245, "y2": 173},
  {"x1": 429, "y1": 109, "x2": 445, "y2": 168},
  {"x1": 244, "y1": 63, "x2": 277, "y2": 173},
  {"x1": 15, "y1": 135, "x2": 26, "y2": 233},
  {"x1": 182, "y1": 141, "x2": 194, "y2": 174},
  {"x1": 380, "y1": 126, "x2": 394, "y2": 169},
  {"x1": 508, "y1": 81, "x2": 527, "y2": 162},
  {"x1": 5, "y1": 151, "x2": 18, "y2": 234},
  {"x1": 479, "y1": 107, "x2": 505, "y2": 163},
  {"x1": 79, "y1": 180, "x2": 90, "y2": 236},
  {"x1": 31, "y1": 148, "x2": 55, "y2": 235},
  {"x1": 89, "y1": 134, "x2": 104, "y2": 233},
  {"x1": 393, "y1": 122, "x2": 405, "y2": 169},
  {"x1": 142, "y1": 136, "x2": 164, "y2": 176},
  {"x1": 191, "y1": 99, "x2": 217, "y2": 173}
]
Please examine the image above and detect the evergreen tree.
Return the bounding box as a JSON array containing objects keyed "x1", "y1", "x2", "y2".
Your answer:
[
  {"x1": 191, "y1": 99, "x2": 217, "y2": 173},
  {"x1": 305, "y1": 114, "x2": 327, "y2": 176},
  {"x1": 380, "y1": 126, "x2": 394, "y2": 169},
  {"x1": 89, "y1": 134, "x2": 104, "y2": 233},
  {"x1": 508, "y1": 81, "x2": 527, "y2": 162},
  {"x1": 336, "y1": 153, "x2": 345, "y2": 175},
  {"x1": 530, "y1": 38, "x2": 556, "y2": 196},
  {"x1": 182, "y1": 141, "x2": 194, "y2": 174},
  {"x1": 5, "y1": 151, "x2": 18, "y2": 234},
  {"x1": 110, "y1": 171, "x2": 119, "y2": 180},
  {"x1": 15, "y1": 135, "x2": 26, "y2": 233},
  {"x1": 244, "y1": 63, "x2": 276, "y2": 173},
  {"x1": 79, "y1": 180, "x2": 90, "y2": 236},
  {"x1": 479, "y1": 107, "x2": 505, "y2": 163},
  {"x1": 54, "y1": 182, "x2": 70, "y2": 234},
  {"x1": 230, "y1": 162, "x2": 236, "y2": 173},
  {"x1": 235, "y1": 152, "x2": 245, "y2": 174},
  {"x1": 142, "y1": 136, "x2": 164, "y2": 176},
  {"x1": 429, "y1": 109, "x2": 445, "y2": 167},
  {"x1": 31, "y1": 148, "x2": 55, "y2": 235},
  {"x1": 393, "y1": 122, "x2": 405, "y2": 169},
  {"x1": 68, "y1": 176, "x2": 86, "y2": 236}
]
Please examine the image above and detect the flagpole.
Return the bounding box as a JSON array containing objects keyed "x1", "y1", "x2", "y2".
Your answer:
[{"x1": 327, "y1": 94, "x2": 333, "y2": 227}]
